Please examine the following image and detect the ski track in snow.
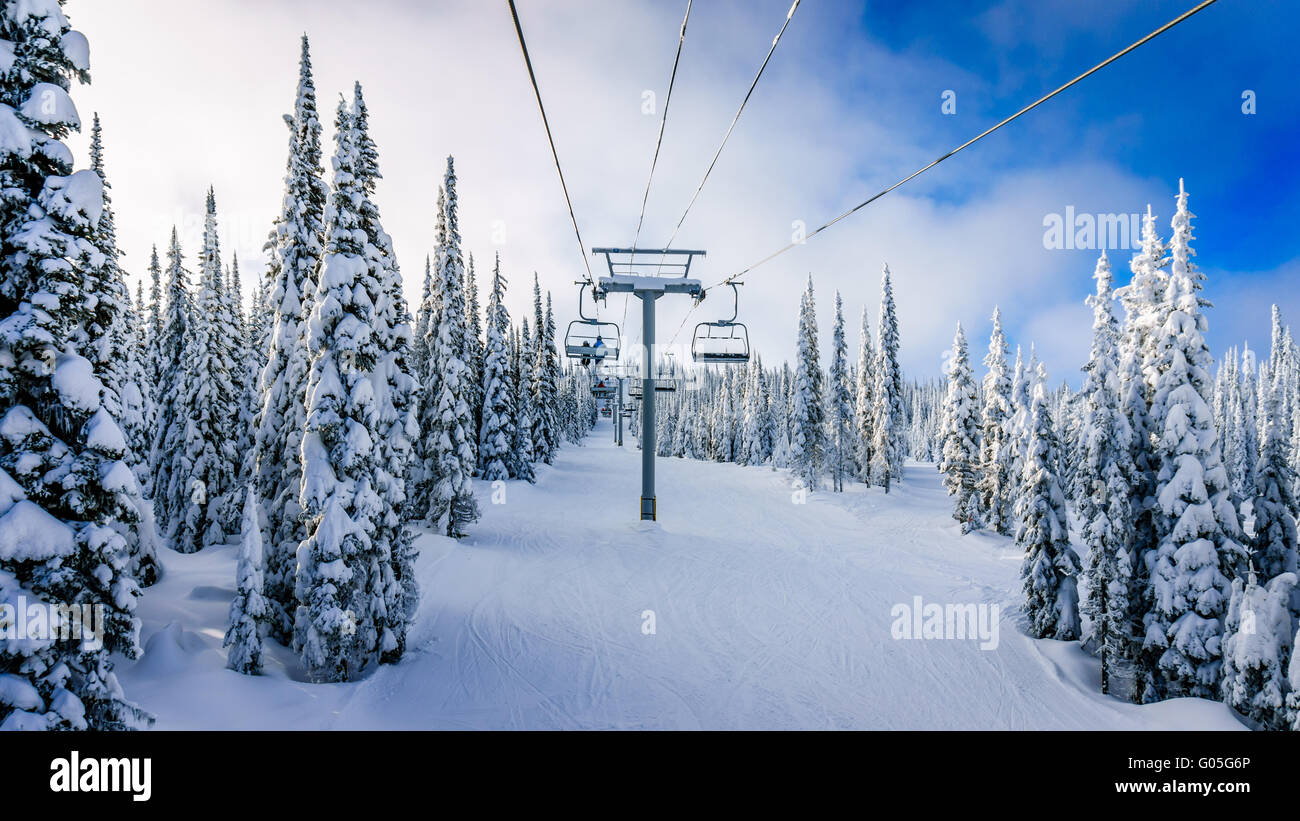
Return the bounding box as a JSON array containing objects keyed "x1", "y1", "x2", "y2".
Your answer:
[{"x1": 116, "y1": 422, "x2": 1246, "y2": 730}]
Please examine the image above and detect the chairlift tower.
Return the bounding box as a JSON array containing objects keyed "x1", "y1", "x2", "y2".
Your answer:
[{"x1": 592, "y1": 247, "x2": 705, "y2": 521}]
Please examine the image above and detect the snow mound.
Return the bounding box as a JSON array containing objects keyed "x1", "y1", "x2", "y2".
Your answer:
[
  {"x1": 0, "y1": 499, "x2": 75, "y2": 562},
  {"x1": 135, "y1": 621, "x2": 214, "y2": 677}
]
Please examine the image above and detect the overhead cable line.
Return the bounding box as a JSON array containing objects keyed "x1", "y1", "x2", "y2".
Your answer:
[
  {"x1": 657, "y1": 0, "x2": 802, "y2": 268},
  {"x1": 705, "y1": 0, "x2": 1220, "y2": 291},
  {"x1": 625, "y1": 0, "x2": 695, "y2": 345},
  {"x1": 508, "y1": 0, "x2": 594, "y2": 286},
  {"x1": 668, "y1": 0, "x2": 1220, "y2": 346}
]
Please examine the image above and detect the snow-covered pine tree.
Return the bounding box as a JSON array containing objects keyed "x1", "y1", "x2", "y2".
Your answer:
[
  {"x1": 411, "y1": 254, "x2": 433, "y2": 380},
  {"x1": 0, "y1": 0, "x2": 151, "y2": 729},
  {"x1": 478, "y1": 253, "x2": 514, "y2": 481},
  {"x1": 528, "y1": 274, "x2": 557, "y2": 464},
  {"x1": 149, "y1": 229, "x2": 189, "y2": 527},
  {"x1": 1251, "y1": 367, "x2": 1299, "y2": 583},
  {"x1": 251, "y1": 35, "x2": 327, "y2": 641},
  {"x1": 976, "y1": 306, "x2": 1013, "y2": 534},
  {"x1": 855, "y1": 306, "x2": 874, "y2": 483},
  {"x1": 871, "y1": 264, "x2": 904, "y2": 490},
  {"x1": 464, "y1": 253, "x2": 484, "y2": 454},
  {"x1": 225, "y1": 489, "x2": 267, "y2": 675},
  {"x1": 827, "y1": 291, "x2": 853, "y2": 491},
  {"x1": 1017, "y1": 379, "x2": 1081, "y2": 640},
  {"x1": 510, "y1": 322, "x2": 536, "y2": 482},
  {"x1": 1116, "y1": 206, "x2": 1168, "y2": 700},
  {"x1": 740, "y1": 355, "x2": 768, "y2": 466},
  {"x1": 84, "y1": 114, "x2": 158, "y2": 585},
  {"x1": 417, "y1": 156, "x2": 479, "y2": 537},
  {"x1": 1228, "y1": 343, "x2": 1259, "y2": 499},
  {"x1": 144, "y1": 243, "x2": 165, "y2": 412},
  {"x1": 295, "y1": 97, "x2": 386, "y2": 682},
  {"x1": 788, "y1": 276, "x2": 824, "y2": 491},
  {"x1": 939, "y1": 323, "x2": 980, "y2": 532},
  {"x1": 1220, "y1": 569, "x2": 1296, "y2": 730},
  {"x1": 542, "y1": 293, "x2": 562, "y2": 460},
  {"x1": 1077, "y1": 252, "x2": 1139, "y2": 696},
  {"x1": 352, "y1": 82, "x2": 419, "y2": 664},
  {"x1": 162, "y1": 189, "x2": 240, "y2": 553},
  {"x1": 1141, "y1": 180, "x2": 1247, "y2": 701}
]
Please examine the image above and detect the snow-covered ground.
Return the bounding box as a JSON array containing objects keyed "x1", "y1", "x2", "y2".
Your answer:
[{"x1": 116, "y1": 421, "x2": 1246, "y2": 730}]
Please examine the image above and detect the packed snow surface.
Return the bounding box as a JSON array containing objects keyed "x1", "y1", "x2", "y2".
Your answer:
[{"x1": 116, "y1": 423, "x2": 1245, "y2": 730}]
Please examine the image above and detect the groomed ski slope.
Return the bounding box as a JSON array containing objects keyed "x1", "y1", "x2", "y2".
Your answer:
[{"x1": 117, "y1": 420, "x2": 1246, "y2": 730}]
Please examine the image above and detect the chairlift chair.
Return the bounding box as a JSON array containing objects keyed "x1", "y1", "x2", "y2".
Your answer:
[
  {"x1": 564, "y1": 283, "x2": 620, "y2": 366},
  {"x1": 691, "y1": 282, "x2": 750, "y2": 364}
]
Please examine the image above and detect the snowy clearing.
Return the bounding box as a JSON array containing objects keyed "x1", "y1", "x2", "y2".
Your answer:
[{"x1": 117, "y1": 422, "x2": 1245, "y2": 730}]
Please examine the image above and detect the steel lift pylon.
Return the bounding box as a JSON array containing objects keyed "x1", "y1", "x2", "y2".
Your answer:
[{"x1": 591, "y1": 247, "x2": 705, "y2": 521}]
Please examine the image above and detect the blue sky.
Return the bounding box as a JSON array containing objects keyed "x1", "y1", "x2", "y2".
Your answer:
[{"x1": 65, "y1": 0, "x2": 1297, "y2": 383}]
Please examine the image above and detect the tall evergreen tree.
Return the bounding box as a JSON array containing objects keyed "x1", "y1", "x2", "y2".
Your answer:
[
  {"x1": 940, "y1": 323, "x2": 980, "y2": 532},
  {"x1": 1141, "y1": 180, "x2": 1247, "y2": 701},
  {"x1": 1077, "y1": 252, "x2": 1139, "y2": 695},
  {"x1": 464, "y1": 253, "x2": 484, "y2": 456},
  {"x1": 855, "y1": 306, "x2": 874, "y2": 483},
  {"x1": 0, "y1": 1, "x2": 150, "y2": 729},
  {"x1": 251, "y1": 36, "x2": 327, "y2": 640},
  {"x1": 1251, "y1": 368, "x2": 1299, "y2": 583},
  {"x1": 162, "y1": 188, "x2": 240, "y2": 553},
  {"x1": 478, "y1": 253, "x2": 514, "y2": 481},
  {"x1": 352, "y1": 82, "x2": 418, "y2": 664},
  {"x1": 1018, "y1": 380, "x2": 1081, "y2": 640},
  {"x1": 871, "y1": 264, "x2": 904, "y2": 490},
  {"x1": 416, "y1": 157, "x2": 479, "y2": 536},
  {"x1": 150, "y1": 229, "x2": 189, "y2": 527},
  {"x1": 511, "y1": 321, "x2": 536, "y2": 482},
  {"x1": 976, "y1": 306, "x2": 1013, "y2": 533},
  {"x1": 788, "y1": 276, "x2": 824, "y2": 491},
  {"x1": 827, "y1": 292, "x2": 853, "y2": 492}
]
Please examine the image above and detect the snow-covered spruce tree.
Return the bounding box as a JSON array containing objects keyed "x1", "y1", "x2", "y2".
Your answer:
[
  {"x1": 143, "y1": 244, "x2": 164, "y2": 408},
  {"x1": 416, "y1": 156, "x2": 479, "y2": 537},
  {"x1": 149, "y1": 229, "x2": 188, "y2": 526},
  {"x1": 855, "y1": 306, "x2": 874, "y2": 483},
  {"x1": 528, "y1": 274, "x2": 557, "y2": 464},
  {"x1": 740, "y1": 355, "x2": 769, "y2": 466},
  {"x1": 1017, "y1": 380, "x2": 1081, "y2": 640},
  {"x1": 225, "y1": 489, "x2": 267, "y2": 675},
  {"x1": 976, "y1": 306, "x2": 1013, "y2": 534},
  {"x1": 827, "y1": 291, "x2": 853, "y2": 492},
  {"x1": 295, "y1": 98, "x2": 386, "y2": 682},
  {"x1": 352, "y1": 82, "x2": 419, "y2": 664},
  {"x1": 1077, "y1": 252, "x2": 1139, "y2": 695},
  {"x1": 411, "y1": 254, "x2": 433, "y2": 382},
  {"x1": 542, "y1": 293, "x2": 562, "y2": 458},
  {"x1": 871, "y1": 264, "x2": 904, "y2": 490},
  {"x1": 84, "y1": 114, "x2": 158, "y2": 585},
  {"x1": 1226, "y1": 344, "x2": 1258, "y2": 499},
  {"x1": 162, "y1": 189, "x2": 240, "y2": 553},
  {"x1": 0, "y1": 0, "x2": 151, "y2": 730},
  {"x1": 788, "y1": 276, "x2": 824, "y2": 492},
  {"x1": 1116, "y1": 207, "x2": 1168, "y2": 694},
  {"x1": 1140, "y1": 180, "x2": 1248, "y2": 701},
  {"x1": 1220, "y1": 569, "x2": 1296, "y2": 730},
  {"x1": 478, "y1": 253, "x2": 513, "y2": 481},
  {"x1": 510, "y1": 321, "x2": 536, "y2": 482},
  {"x1": 1252, "y1": 369, "x2": 1299, "y2": 583},
  {"x1": 939, "y1": 323, "x2": 980, "y2": 532},
  {"x1": 251, "y1": 35, "x2": 327, "y2": 641},
  {"x1": 464, "y1": 253, "x2": 484, "y2": 452}
]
